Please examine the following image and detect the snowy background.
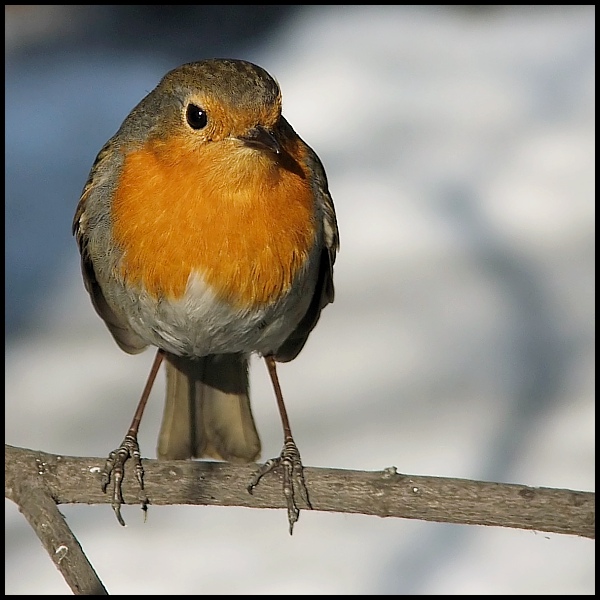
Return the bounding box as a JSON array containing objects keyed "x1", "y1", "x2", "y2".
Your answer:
[{"x1": 5, "y1": 5, "x2": 595, "y2": 595}]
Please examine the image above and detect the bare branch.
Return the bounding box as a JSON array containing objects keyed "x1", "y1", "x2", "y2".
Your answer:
[
  {"x1": 6, "y1": 444, "x2": 594, "y2": 540},
  {"x1": 6, "y1": 450, "x2": 108, "y2": 595}
]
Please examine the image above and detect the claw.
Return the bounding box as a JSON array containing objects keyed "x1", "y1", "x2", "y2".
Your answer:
[
  {"x1": 248, "y1": 438, "x2": 311, "y2": 534},
  {"x1": 101, "y1": 434, "x2": 148, "y2": 526}
]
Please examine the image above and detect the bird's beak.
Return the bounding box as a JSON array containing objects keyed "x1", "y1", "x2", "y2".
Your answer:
[{"x1": 239, "y1": 125, "x2": 281, "y2": 154}]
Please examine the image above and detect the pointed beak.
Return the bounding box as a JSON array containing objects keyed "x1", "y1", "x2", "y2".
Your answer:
[{"x1": 239, "y1": 125, "x2": 281, "y2": 154}]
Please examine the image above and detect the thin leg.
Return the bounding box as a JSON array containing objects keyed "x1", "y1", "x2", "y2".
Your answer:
[
  {"x1": 102, "y1": 348, "x2": 165, "y2": 525},
  {"x1": 247, "y1": 355, "x2": 311, "y2": 534}
]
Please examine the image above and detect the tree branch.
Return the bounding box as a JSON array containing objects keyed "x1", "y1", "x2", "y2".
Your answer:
[
  {"x1": 5, "y1": 447, "x2": 108, "y2": 595},
  {"x1": 6, "y1": 443, "x2": 594, "y2": 540},
  {"x1": 6, "y1": 443, "x2": 594, "y2": 594}
]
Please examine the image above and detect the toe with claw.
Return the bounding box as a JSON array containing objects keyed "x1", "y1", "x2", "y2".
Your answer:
[
  {"x1": 101, "y1": 433, "x2": 148, "y2": 526},
  {"x1": 248, "y1": 437, "x2": 312, "y2": 534}
]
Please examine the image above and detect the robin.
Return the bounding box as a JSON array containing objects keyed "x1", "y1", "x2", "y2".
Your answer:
[{"x1": 73, "y1": 58, "x2": 338, "y2": 534}]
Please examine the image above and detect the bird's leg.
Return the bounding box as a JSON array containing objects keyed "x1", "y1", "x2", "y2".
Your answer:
[
  {"x1": 248, "y1": 355, "x2": 312, "y2": 534},
  {"x1": 102, "y1": 348, "x2": 164, "y2": 525}
]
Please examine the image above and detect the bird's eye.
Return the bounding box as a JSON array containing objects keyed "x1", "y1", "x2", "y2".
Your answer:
[{"x1": 186, "y1": 104, "x2": 208, "y2": 130}]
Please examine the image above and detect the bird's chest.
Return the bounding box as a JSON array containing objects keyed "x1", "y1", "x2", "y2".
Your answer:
[{"x1": 110, "y1": 139, "x2": 316, "y2": 309}]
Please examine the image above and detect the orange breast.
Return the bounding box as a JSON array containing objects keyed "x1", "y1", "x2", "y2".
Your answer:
[{"x1": 111, "y1": 135, "x2": 316, "y2": 307}]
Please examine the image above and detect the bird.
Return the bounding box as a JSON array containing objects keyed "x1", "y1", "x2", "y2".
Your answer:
[{"x1": 72, "y1": 58, "x2": 339, "y2": 534}]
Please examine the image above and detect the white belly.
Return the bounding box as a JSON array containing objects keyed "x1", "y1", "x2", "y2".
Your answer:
[{"x1": 120, "y1": 267, "x2": 315, "y2": 357}]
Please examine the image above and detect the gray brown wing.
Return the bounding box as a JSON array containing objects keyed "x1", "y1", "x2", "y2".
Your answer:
[
  {"x1": 72, "y1": 143, "x2": 147, "y2": 355},
  {"x1": 274, "y1": 149, "x2": 339, "y2": 363}
]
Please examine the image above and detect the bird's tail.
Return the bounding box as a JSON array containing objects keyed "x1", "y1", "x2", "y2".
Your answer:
[{"x1": 157, "y1": 353, "x2": 261, "y2": 463}]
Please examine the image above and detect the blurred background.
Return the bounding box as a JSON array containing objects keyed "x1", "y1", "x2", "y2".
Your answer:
[{"x1": 5, "y1": 5, "x2": 594, "y2": 595}]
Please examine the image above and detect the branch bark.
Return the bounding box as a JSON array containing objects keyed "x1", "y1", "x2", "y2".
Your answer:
[
  {"x1": 6, "y1": 443, "x2": 594, "y2": 539},
  {"x1": 6, "y1": 443, "x2": 594, "y2": 593},
  {"x1": 5, "y1": 446, "x2": 108, "y2": 595}
]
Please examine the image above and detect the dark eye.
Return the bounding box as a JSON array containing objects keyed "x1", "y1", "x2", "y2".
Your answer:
[{"x1": 186, "y1": 104, "x2": 208, "y2": 129}]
